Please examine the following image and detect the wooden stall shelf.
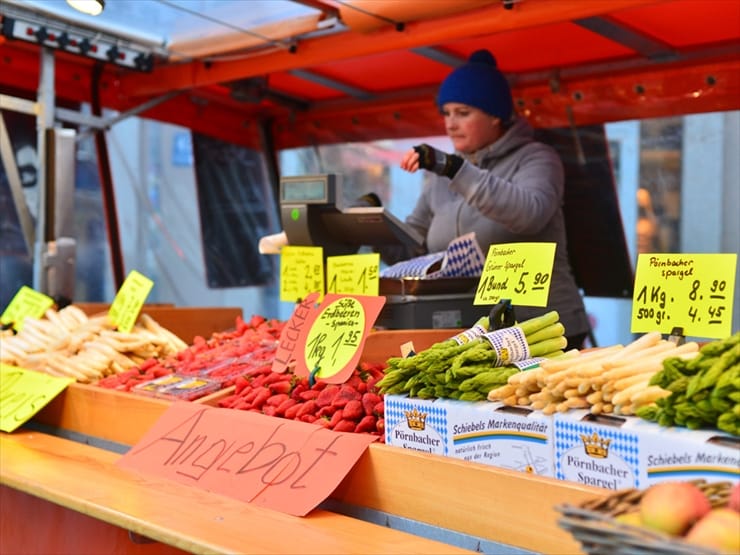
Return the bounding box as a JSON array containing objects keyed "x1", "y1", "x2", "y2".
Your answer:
[
  {"x1": 361, "y1": 328, "x2": 459, "y2": 363},
  {"x1": 74, "y1": 303, "x2": 243, "y2": 344},
  {"x1": 33, "y1": 382, "x2": 170, "y2": 447}
]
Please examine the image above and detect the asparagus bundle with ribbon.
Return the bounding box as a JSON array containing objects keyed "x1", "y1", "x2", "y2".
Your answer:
[{"x1": 377, "y1": 311, "x2": 567, "y2": 401}]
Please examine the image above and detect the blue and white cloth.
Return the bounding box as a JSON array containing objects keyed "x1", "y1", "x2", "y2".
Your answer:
[{"x1": 381, "y1": 232, "x2": 485, "y2": 279}]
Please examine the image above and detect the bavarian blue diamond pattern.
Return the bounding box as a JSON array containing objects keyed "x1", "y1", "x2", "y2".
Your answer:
[
  {"x1": 554, "y1": 420, "x2": 641, "y2": 488},
  {"x1": 380, "y1": 252, "x2": 445, "y2": 279},
  {"x1": 384, "y1": 395, "x2": 449, "y2": 455},
  {"x1": 380, "y1": 232, "x2": 484, "y2": 279},
  {"x1": 429, "y1": 232, "x2": 485, "y2": 278}
]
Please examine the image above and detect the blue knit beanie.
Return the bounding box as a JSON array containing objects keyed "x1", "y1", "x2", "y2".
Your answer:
[{"x1": 437, "y1": 49, "x2": 513, "y2": 121}]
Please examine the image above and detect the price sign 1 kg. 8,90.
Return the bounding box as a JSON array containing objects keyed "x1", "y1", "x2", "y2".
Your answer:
[
  {"x1": 474, "y1": 242, "x2": 556, "y2": 307},
  {"x1": 631, "y1": 253, "x2": 737, "y2": 339}
]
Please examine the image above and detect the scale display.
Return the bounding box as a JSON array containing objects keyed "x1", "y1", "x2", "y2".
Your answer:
[
  {"x1": 278, "y1": 173, "x2": 424, "y2": 257},
  {"x1": 280, "y1": 175, "x2": 336, "y2": 204}
]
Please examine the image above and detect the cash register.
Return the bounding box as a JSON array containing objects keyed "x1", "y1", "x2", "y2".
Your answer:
[{"x1": 276, "y1": 174, "x2": 489, "y2": 329}]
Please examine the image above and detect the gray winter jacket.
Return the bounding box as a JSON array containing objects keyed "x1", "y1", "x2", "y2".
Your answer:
[{"x1": 402, "y1": 118, "x2": 590, "y2": 338}]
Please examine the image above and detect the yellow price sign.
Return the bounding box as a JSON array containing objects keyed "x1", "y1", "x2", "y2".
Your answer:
[
  {"x1": 109, "y1": 270, "x2": 154, "y2": 333},
  {"x1": 0, "y1": 286, "x2": 55, "y2": 332},
  {"x1": 280, "y1": 246, "x2": 325, "y2": 302},
  {"x1": 326, "y1": 253, "x2": 379, "y2": 296},
  {"x1": 0, "y1": 363, "x2": 74, "y2": 432},
  {"x1": 631, "y1": 253, "x2": 737, "y2": 338},
  {"x1": 474, "y1": 243, "x2": 556, "y2": 307},
  {"x1": 294, "y1": 294, "x2": 386, "y2": 384}
]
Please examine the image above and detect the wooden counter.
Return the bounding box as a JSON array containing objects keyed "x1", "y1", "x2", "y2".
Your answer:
[
  {"x1": 0, "y1": 431, "x2": 474, "y2": 555},
  {"x1": 25, "y1": 384, "x2": 600, "y2": 554}
]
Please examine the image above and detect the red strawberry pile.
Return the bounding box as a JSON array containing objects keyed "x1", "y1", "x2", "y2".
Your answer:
[
  {"x1": 217, "y1": 361, "x2": 387, "y2": 439},
  {"x1": 97, "y1": 315, "x2": 284, "y2": 392}
]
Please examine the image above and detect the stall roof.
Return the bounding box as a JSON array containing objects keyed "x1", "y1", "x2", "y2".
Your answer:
[{"x1": 1, "y1": 0, "x2": 739, "y2": 149}]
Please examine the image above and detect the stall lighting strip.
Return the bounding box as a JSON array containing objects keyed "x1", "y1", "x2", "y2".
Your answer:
[{"x1": 1, "y1": 15, "x2": 155, "y2": 71}]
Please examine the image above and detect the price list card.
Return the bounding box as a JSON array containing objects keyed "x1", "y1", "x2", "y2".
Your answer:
[
  {"x1": 631, "y1": 253, "x2": 737, "y2": 338},
  {"x1": 327, "y1": 253, "x2": 379, "y2": 296},
  {"x1": 280, "y1": 246, "x2": 324, "y2": 303}
]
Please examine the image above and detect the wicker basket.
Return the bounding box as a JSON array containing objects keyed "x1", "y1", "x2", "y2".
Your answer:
[{"x1": 555, "y1": 480, "x2": 733, "y2": 555}]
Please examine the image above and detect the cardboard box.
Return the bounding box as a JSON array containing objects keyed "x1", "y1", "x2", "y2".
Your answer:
[
  {"x1": 385, "y1": 395, "x2": 555, "y2": 477},
  {"x1": 447, "y1": 401, "x2": 554, "y2": 477},
  {"x1": 553, "y1": 410, "x2": 642, "y2": 491},
  {"x1": 629, "y1": 418, "x2": 740, "y2": 486}
]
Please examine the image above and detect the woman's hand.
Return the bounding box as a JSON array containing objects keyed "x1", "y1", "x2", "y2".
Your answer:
[
  {"x1": 400, "y1": 144, "x2": 463, "y2": 178},
  {"x1": 400, "y1": 148, "x2": 420, "y2": 172}
]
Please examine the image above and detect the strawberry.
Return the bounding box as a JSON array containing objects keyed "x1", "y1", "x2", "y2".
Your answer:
[
  {"x1": 333, "y1": 419, "x2": 356, "y2": 433},
  {"x1": 295, "y1": 400, "x2": 317, "y2": 419},
  {"x1": 275, "y1": 397, "x2": 297, "y2": 416},
  {"x1": 317, "y1": 405, "x2": 337, "y2": 418},
  {"x1": 251, "y1": 386, "x2": 272, "y2": 409},
  {"x1": 331, "y1": 384, "x2": 362, "y2": 408},
  {"x1": 268, "y1": 380, "x2": 292, "y2": 395},
  {"x1": 329, "y1": 409, "x2": 344, "y2": 429},
  {"x1": 265, "y1": 393, "x2": 289, "y2": 407},
  {"x1": 361, "y1": 392, "x2": 382, "y2": 415},
  {"x1": 354, "y1": 414, "x2": 377, "y2": 434},
  {"x1": 284, "y1": 402, "x2": 303, "y2": 420},
  {"x1": 342, "y1": 399, "x2": 363, "y2": 421},
  {"x1": 299, "y1": 389, "x2": 320, "y2": 401},
  {"x1": 316, "y1": 384, "x2": 340, "y2": 407}
]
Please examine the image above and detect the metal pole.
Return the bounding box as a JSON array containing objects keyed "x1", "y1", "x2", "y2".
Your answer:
[{"x1": 32, "y1": 47, "x2": 55, "y2": 292}]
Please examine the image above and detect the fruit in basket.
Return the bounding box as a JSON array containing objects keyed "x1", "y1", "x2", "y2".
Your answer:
[
  {"x1": 729, "y1": 482, "x2": 740, "y2": 512},
  {"x1": 614, "y1": 511, "x2": 642, "y2": 527},
  {"x1": 639, "y1": 481, "x2": 711, "y2": 535},
  {"x1": 684, "y1": 507, "x2": 740, "y2": 554}
]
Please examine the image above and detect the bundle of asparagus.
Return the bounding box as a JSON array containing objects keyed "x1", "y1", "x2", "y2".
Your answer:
[
  {"x1": 488, "y1": 332, "x2": 700, "y2": 415},
  {"x1": 377, "y1": 311, "x2": 567, "y2": 401}
]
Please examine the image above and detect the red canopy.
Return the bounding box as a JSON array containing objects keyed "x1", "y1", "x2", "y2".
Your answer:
[{"x1": 1, "y1": 0, "x2": 738, "y2": 149}]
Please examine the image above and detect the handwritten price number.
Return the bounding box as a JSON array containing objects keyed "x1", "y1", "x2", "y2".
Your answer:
[
  {"x1": 1, "y1": 370, "x2": 50, "y2": 425},
  {"x1": 635, "y1": 279, "x2": 728, "y2": 327},
  {"x1": 635, "y1": 285, "x2": 670, "y2": 327},
  {"x1": 328, "y1": 267, "x2": 375, "y2": 294},
  {"x1": 687, "y1": 279, "x2": 727, "y2": 325},
  {"x1": 479, "y1": 271, "x2": 550, "y2": 296},
  {"x1": 513, "y1": 271, "x2": 550, "y2": 295},
  {"x1": 307, "y1": 329, "x2": 360, "y2": 368},
  {"x1": 304, "y1": 263, "x2": 322, "y2": 292}
]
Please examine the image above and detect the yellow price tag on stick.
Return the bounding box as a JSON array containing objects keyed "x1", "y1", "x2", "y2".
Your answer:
[
  {"x1": 327, "y1": 253, "x2": 380, "y2": 296},
  {"x1": 0, "y1": 363, "x2": 74, "y2": 432},
  {"x1": 631, "y1": 253, "x2": 737, "y2": 338},
  {"x1": 0, "y1": 286, "x2": 55, "y2": 332},
  {"x1": 474, "y1": 243, "x2": 556, "y2": 307},
  {"x1": 109, "y1": 270, "x2": 154, "y2": 333},
  {"x1": 280, "y1": 246, "x2": 325, "y2": 303},
  {"x1": 294, "y1": 294, "x2": 385, "y2": 384}
]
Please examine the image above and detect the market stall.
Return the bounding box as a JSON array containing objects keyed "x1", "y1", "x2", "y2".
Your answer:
[{"x1": 1, "y1": 1, "x2": 739, "y2": 554}]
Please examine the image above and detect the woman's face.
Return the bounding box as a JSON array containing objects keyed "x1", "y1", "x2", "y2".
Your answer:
[{"x1": 441, "y1": 102, "x2": 502, "y2": 154}]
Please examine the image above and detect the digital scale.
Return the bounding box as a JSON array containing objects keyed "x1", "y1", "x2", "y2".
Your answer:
[{"x1": 277, "y1": 174, "x2": 490, "y2": 329}]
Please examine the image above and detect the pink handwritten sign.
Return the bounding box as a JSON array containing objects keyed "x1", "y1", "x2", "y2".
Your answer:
[{"x1": 116, "y1": 402, "x2": 376, "y2": 516}]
